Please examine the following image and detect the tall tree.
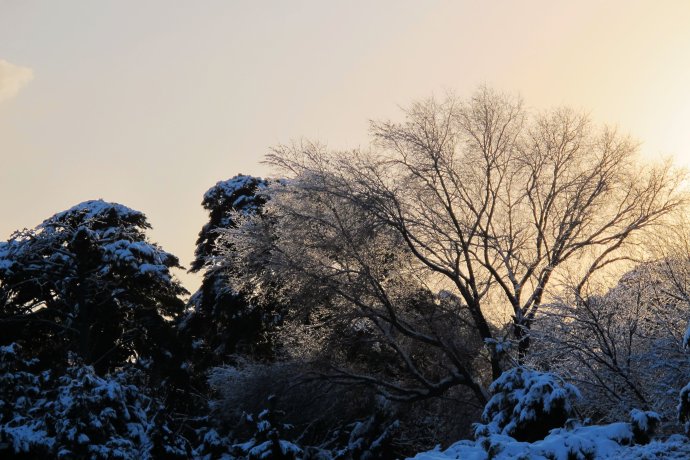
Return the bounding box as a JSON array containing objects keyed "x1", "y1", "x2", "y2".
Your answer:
[
  {"x1": 0, "y1": 200, "x2": 187, "y2": 375},
  {"x1": 182, "y1": 175, "x2": 277, "y2": 364},
  {"x1": 224, "y1": 87, "x2": 685, "y2": 403}
]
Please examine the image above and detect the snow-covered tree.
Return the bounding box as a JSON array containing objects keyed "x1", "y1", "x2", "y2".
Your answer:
[
  {"x1": 533, "y1": 261, "x2": 690, "y2": 428},
  {"x1": 223, "y1": 87, "x2": 685, "y2": 406},
  {"x1": 223, "y1": 167, "x2": 488, "y2": 404},
  {"x1": 0, "y1": 200, "x2": 187, "y2": 375},
  {"x1": 678, "y1": 310, "x2": 690, "y2": 436},
  {"x1": 182, "y1": 175, "x2": 282, "y2": 365},
  {"x1": 191, "y1": 175, "x2": 269, "y2": 274},
  {"x1": 0, "y1": 343, "x2": 189, "y2": 459},
  {"x1": 474, "y1": 367, "x2": 580, "y2": 442},
  {"x1": 230, "y1": 396, "x2": 302, "y2": 460}
]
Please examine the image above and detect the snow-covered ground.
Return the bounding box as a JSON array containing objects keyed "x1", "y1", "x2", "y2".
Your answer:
[{"x1": 410, "y1": 427, "x2": 690, "y2": 460}]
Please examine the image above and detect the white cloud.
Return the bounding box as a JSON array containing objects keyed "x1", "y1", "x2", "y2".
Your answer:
[{"x1": 0, "y1": 59, "x2": 33, "y2": 103}]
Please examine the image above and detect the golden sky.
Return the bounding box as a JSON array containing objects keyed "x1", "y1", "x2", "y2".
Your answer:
[{"x1": 1, "y1": 0, "x2": 690, "y2": 291}]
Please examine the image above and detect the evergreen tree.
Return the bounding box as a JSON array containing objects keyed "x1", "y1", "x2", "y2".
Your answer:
[
  {"x1": 0, "y1": 200, "x2": 187, "y2": 375},
  {"x1": 473, "y1": 367, "x2": 580, "y2": 443},
  {"x1": 0, "y1": 343, "x2": 189, "y2": 459},
  {"x1": 182, "y1": 175, "x2": 279, "y2": 366},
  {"x1": 230, "y1": 396, "x2": 302, "y2": 460}
]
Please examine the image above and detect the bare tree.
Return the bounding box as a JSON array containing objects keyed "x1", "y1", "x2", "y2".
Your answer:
[
  {"x1": 223, "y1": 87, "x2": 685, "y2": 404},
  {"x1": 532, "y1": 260, "x2": 690, "y2": 429}
]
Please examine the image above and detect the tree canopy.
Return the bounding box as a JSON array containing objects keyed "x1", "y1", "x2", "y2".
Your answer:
[
  {"x1": 0, "y1": 200, "x2": 187, "y2": 374},
  {"x1": 222, "y1": 87, "x2": 686, "y2": 404}
]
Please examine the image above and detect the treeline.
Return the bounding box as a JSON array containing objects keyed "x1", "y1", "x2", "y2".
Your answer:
[{"x1": 2, "y1": 87, "x2": 690, "y2": 459}]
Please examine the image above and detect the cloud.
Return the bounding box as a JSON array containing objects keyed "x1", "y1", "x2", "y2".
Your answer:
[{"x1": 0, "y1": 59, "x2": 33, "y2": 103}]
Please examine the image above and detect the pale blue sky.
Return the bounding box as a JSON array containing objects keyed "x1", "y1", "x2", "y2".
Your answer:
[{"x1": 2, "y1": 1, "x2": 690, "y2": 290}]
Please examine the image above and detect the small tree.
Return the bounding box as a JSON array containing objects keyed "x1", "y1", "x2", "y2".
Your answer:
[
  {"x1": 0, "y1": 200, "x2": 187, "y2": 375},
  {"x1": 473, "y1": 367, "x2": 580, "y2": 442},
  {"x1": 230, "y1": 396, "x2": 302, "y2": 460}
]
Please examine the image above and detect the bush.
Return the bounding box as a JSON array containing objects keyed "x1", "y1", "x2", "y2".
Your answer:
[
  {"x1": 474, "y1": 368, "x2": 580, "y2": 442},
  {"x1": 0, "y1": 344, "x2": 188, "y2": 459}
]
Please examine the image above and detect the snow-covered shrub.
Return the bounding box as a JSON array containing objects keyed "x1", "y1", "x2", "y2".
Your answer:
[
  {"x1": 679, "y1": 379, "x2": 690, "y2": 437},
  {"x1": 190, "y1": 428, "x2": 233, "y2": 460},
  {"x1": 231, "y1": 396, "x2": 302, "y2": 460},
  {"x1": 629, "y1": 409, "x2": 660, "y2": 444},
  {"x1": 411, "y1": 414, "x2": 675, "y2": 460},
  {"x1": 207, "y1": 360, "x2": 295, "y2": 426},
  {"x1": 0, "y1": 346, "x2": 188, "y2": 459},
  {"x1": 409, "y1": 371, "x2": 665, "y2": 459},
  {"x1": 331, "y1": 411, "x2": 400, "y2": 460},
  {"x1": 207, "y1": 361, "x2": 416, "y2": 458},
  {"x1": 474, "y1": 368, "x2": 580, "y2": 442},
  {"x1": 208, "y1": 360, "x2": 349, "y2": 439}
]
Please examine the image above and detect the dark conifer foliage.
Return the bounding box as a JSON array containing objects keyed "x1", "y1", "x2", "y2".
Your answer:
[
  {"x1": 182, "y1": 175, "x2": 279, "y2": 365},
  {"x1": 0, "y1": 343, "x2": 189, "y2": 458},
  {"x1": 191, "y1": 174, "x2": 270, "y2": 273},
  {"x1": 0, "y1": 200, "x2": 187, "y2": 375}
]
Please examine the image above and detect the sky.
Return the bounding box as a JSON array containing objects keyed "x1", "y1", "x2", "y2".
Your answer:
[{"x1": 2, "y1": 0, "x2": 690, "y2": 291}]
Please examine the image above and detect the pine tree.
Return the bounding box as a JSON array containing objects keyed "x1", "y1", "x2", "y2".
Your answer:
[
  {"x1": 181, "y1": 175, "x2": 280, "y2": 366},
  {"x1": 0, "y1": 200, "x2": 187, "y2": 375}
]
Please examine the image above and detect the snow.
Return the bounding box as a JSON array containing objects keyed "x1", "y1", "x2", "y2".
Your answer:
[
  {"x1": 621, "y1": 435, "x2": 690, "y2": 459},
  {"x1": 409, "y1": 368, "x2": 678, "y2": 459},
  {"x1": 256, "y1": 420, "x2": 270, "y2": 432},
  {"x1": 203, "y1": 175, "x2": 267, "y2": 204},
  {"x1": 0, "y1": 343, "x2": 19, "y2": 355},
  {"x1": 411, "y1": 430, "x2": 690, "y2": 460},
  {"x1": 244, "y1": 439, "x2": 302, "y2": 459},
  {"x1": 45, "y1": 200, "x2": 143, "y2": 225},
  {"x1": 411, "y1": 422, "x2": 638, "y2": 460},
  {"x1": 279, "y1": 440, "x2": 303, "y2": 456},
  {"x1": 137, "y1": 263, "x2": 168, "y2": 277},
  {"x1": 485, "y1": 337, "x2": 512, "y2": 355},
  {"x1": 410, "y1": 404, "x2": 685, "y2": 460},
  {"x1": 0, "y1": 355, "x2": 177, "y2": 459},
  {"x1": 3, "y1": 423, "x2": 54, "y2": 453},
  {"x1": 0, "y1": 257, "x2": 13, "y2": 271},
  {"x1": 101, "y1": 238, "x2": 174, "y2": 279}
]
